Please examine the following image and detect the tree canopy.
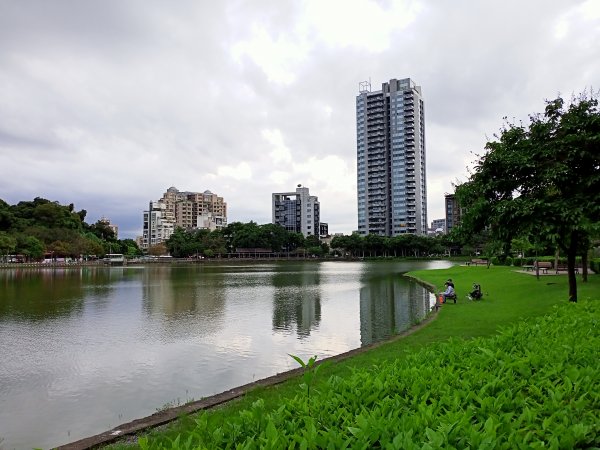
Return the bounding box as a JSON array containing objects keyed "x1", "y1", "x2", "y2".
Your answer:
[
  {"x1": 0, "y1": 197, "x2": 140, "y2": 260},
  {"x1": 455, "y1": 92, "x2": 600, "y2": 302}
]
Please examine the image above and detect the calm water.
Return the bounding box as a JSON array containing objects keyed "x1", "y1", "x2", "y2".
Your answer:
[{"x1": 0, "y1": 260, "x2": 452, "y2": 449}]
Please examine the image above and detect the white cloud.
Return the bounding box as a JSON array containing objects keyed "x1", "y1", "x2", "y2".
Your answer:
[
  {"x1": 231, "y1": 25, "x2": 309, "y2": 85},
  {"x1": 215, "y1": 162, "x2": 253, "y2": 180},
  {"x1": 262, "y1": 128, "x2": 293, "y2": 163},
  {"x1": 303, "y1": 0, "x2": 421, "y2": 50}
]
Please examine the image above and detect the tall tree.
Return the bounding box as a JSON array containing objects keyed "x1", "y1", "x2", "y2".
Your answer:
[{"x1": 456, "y1": 92, "x2": 600, "y2": 302}]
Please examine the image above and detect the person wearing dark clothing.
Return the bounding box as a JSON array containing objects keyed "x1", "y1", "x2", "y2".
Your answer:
[{"x1": 469, "y1": 283, "x2": 482, "y2": 300}]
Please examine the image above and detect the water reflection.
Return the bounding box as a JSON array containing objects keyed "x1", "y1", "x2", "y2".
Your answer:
[
  {"x1": 272, "y1": 264, "x2": 322, "y2": 337},
  {"x1": 0, "y1": 268, "x2": 98, "y2": 320},
  {"x1": 141, "y1": 266, "x2": 227, "y2": 341},
  {"x1": 359, "y1": 275, "x2": 434, "y2": 346}
]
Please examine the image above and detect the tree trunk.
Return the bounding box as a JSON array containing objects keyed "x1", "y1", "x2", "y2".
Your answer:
[
  {"x1": 567, "y1": 232, "x2": 578, "y2": 303},
  {"x1": 581, "y1": 251, "x2": 588, "y2": 282}
]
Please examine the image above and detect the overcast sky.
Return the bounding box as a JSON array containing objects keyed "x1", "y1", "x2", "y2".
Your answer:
[{"x1": 1, "y1": 0, "x2": 598, "y2": 239}]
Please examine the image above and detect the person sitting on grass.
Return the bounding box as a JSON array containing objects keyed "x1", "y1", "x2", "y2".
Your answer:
[
  {"x1": 468, "y1": 283, "x2": 482, "y2": 300},
  {"x1": 441, "y1": 281, "x2": 456, "y2": 304}
]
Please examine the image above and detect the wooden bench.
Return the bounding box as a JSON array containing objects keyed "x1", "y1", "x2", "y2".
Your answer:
[
  {"x1": 534, "y1": 261, "x2": 552, "y2": 274},
  {"x1": 468, "y1": 259, "x2": 488, "y2": 266},
  {"x1": 556, "y1": 264, "x2": 579, "y2": 274}
]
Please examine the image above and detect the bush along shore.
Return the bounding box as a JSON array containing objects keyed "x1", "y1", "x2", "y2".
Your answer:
[{"x1": 105, "y1": 266, "x2": 599, "y2": 449}]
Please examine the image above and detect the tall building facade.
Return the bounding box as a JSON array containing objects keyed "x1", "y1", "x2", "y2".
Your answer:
[
  {"x1": 272, "y1": 185, "x2": 320, "y2": 237},
  {"x1": 141, "y1": 187, "x2": 227, "y2": 250},
  {"x1": 356, "y1": 78, "x2": 427, "y2": 236},
  {"x1": 445, "y1": 193, "x2": 461, "y2": 234}
]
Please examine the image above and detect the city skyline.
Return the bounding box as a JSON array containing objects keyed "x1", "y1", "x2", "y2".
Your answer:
[{"x1": 1, "y1": 1, "x2": 598, "y2": 238}]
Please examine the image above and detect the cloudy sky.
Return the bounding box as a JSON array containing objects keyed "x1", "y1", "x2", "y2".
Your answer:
[{"x1": 1, "y1": 0, "x2": 598, "y2": 238}]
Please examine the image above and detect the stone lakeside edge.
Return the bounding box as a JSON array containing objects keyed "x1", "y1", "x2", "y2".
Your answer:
[{"x1": 54, "y1": 275, "x2": 439, "y2": 450}]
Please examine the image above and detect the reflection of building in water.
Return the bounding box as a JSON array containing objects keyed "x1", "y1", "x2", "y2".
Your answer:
[
  {"x1": 141, "y1": 266, "x2": 227, "y2": 340},
  {"x1": 359, "y1": 276, "x2": 430, "y2": 346},
  {"x1": 272, "y1": 266, "x2": 321, "y2": 338}
]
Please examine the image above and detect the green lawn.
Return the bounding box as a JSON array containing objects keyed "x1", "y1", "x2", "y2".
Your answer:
[{"x1": 110, "y1": 265, "x2": 599, "y2": 448}]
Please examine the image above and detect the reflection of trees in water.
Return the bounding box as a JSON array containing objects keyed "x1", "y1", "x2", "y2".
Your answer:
[
  {"x1": 272, "y1": 267, "x2": 321, "y2": 338},
  {"x1": 141, "y1": 266, "x2": 227, "y2": 340},
  {"x1": 0, "y1": 268, "x2": 118, "y2": 321},
  {"x1": 359, "y1": 276, "x2": 430, "y2": 346}
]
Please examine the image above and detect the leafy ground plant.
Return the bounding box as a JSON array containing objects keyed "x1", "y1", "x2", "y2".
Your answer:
[
  {"x1": 288, "y1": 354, "x2": 322, "y2": 409},
  {"x1": 120, "y1": 300, "x2": 599, "y2": 449}
]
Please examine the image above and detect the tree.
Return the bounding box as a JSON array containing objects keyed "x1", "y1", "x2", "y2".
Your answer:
[
  {"x1": 0, "y1": 231, "x2": 17, "y2": 259},
  {"x1": 148, "y1": 243, "x2": 168, "y2": 256},
  {"x1": 286, "y1": 232, "x2": 305, "y2": 252},
  {"x1": 119, "y1": 239, "x2": 142, "y2": 257},
  {"x1": 456, "y1": 92, "x2": 600, "y2": 302},
  {"x1": 17, "y1": 235, "x2": 45, "y2": 260},
  {"x1": 47, "y1": 240, "x2": 72, "y2": 258},
  {"x1": 258, "y1": 223, "x2": 288, "y2": 252},
  {"x1": 88, "y1": 220, "x2": 116, "y2": 241}
]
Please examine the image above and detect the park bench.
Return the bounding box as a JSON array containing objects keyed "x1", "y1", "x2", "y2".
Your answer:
[
  {"x1": 555, "y1": 264, "x2": 579, "y2": 274},
  {"x1": 534, "y1": 261, "x2": 552, "y2": 274},
  {"x1": 468, "y1": 258, "x2": 488, "y2": 266}
]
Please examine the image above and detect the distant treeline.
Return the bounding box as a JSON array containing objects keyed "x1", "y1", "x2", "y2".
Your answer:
[
  {"x1": 163, "y1": 222, "x2": 458, "y2": 259},
  {"x1": 0, "y1": 197, "x2": 140, "y2": 260},
  {"x1": 163, "y1": 222, "x2": 327, "y2": 258}
]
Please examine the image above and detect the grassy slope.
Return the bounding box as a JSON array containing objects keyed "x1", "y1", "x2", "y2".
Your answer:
[{"x1": 111, "y1": 265, "x2": 599, "y2": 447}]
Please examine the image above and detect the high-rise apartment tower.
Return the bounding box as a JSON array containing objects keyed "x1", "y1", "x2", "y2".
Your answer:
[{"x1": 356, "y1": 78, "x2": 427, "y2": 236}]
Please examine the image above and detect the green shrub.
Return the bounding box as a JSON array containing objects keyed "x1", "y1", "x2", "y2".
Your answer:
[
  {"x1": 512, "y1": 257, "x2": 523, "y2": 267},
  {"x1": 490, "y1": 256, "x2": 512, "y2": 266}
]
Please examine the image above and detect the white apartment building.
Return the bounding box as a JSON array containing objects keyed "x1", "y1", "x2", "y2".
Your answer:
[{"x1": 142, "y1": 201, "x2": 175, "y2": 250}]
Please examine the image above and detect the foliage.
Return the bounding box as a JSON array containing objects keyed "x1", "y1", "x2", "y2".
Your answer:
[
  {"x1": 0, "y1": 231, "x2": 17, "y2": 255},
  {"x1": 455, "y1": 92, "x2": 600, "y2": 301},
  {"x1": 165, "y1": 222, "x2": 312, "y2": 258},
  {"x1": 0, "y1": 197, "x2": 140, "y2": 260},
  {"x1": 129, "y1": 300, "x2": 600, "y2": 449},
  {"x1": 148, "y1": 243, "x2": 168, "y2": 256},
  {"x1": 330, "y1": 233, "x2": 458, "y2": 258},
  {"x1": 288, "y1": 354, "x2": 327, "y2": 416}
]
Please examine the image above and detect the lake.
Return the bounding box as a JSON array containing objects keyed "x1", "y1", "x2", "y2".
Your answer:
[{"x1": 0, "y1": 260, "x2": 452, "y2": 449}]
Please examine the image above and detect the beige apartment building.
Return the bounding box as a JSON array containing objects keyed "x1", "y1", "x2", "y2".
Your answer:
[{"x1": 141, "y1": 187, "x2": 227, "y2": 250}]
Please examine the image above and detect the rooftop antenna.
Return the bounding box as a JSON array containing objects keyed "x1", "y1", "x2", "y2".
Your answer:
[{"x1": 359, "y1": 79, "x2": 371, "y2": 93}]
